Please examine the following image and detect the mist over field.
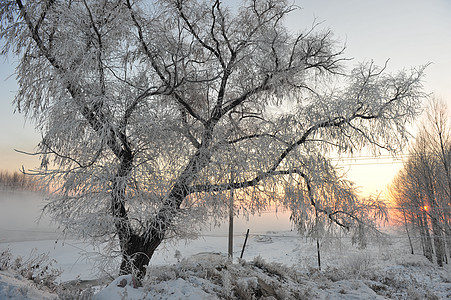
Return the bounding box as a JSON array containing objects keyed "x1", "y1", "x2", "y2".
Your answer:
[{"x1": 0, "y1": 190, "x2": 58, "y2": 243}]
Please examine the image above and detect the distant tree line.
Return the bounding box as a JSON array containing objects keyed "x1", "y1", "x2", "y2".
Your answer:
[
  {"x1": 0, "y1": 170, "x2": 42, "y2": 191},
  {"x1": 389, "y1": 98, "x2": 451, "y2": 267}
]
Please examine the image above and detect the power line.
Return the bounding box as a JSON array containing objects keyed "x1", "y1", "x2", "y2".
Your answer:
[
  {"x1": 330, "y1": 154, "x2": 410, "y2": 161},
  {"x1": 337, "y1": 161, "x2": 405, "y2": 166}
]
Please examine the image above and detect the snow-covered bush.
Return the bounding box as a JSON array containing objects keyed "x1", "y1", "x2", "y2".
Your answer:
[
  {"x1": 142, "y1": 253, "x2": 318, "y2": 299},
  {"x1": 406, "y1": 286, "x2": 440, "y2": 300},
  {"x1": 0, "y1": 248, "x2": 61, "y2": 290}
]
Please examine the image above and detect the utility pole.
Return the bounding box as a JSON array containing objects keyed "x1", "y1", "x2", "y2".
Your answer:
[
  {"x1": 228, "y1": 171, "x2": 234, "y2": 260},
  {"x1": 315, "y1": 206, "x2": 321, "y2": 271}
]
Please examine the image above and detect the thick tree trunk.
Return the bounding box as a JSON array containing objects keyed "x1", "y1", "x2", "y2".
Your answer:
[
  {"x1": 119, "y1": 234, "x2": 161, "y2": 279},
  {"x1": 116, "y1": 184, "x2": 188, "y2": 279}
]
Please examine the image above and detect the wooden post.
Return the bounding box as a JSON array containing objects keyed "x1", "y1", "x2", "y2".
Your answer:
[{"x1": 240, "y1": 229, "x2": 250, "y2": 259}]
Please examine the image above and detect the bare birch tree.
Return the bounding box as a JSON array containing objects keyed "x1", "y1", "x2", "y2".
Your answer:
[
  {"x1": 422, "y1": 98, "x2": 451, "y2": 259},
  {"x1": 1, "y1": 0, "x2": 426, "y2": 277}
]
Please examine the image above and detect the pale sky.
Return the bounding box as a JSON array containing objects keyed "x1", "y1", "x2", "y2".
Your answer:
[{"x1": 1, "y1": 0, "x2": 450, "y2": 197}]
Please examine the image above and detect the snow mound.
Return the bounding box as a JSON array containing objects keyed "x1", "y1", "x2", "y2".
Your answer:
[
  {"x1": 253, "y1": 235, "x2": 273, "y2": 243},
  {"x1": 94, "y1": 274, "x2": 218, "y2": 300},
  {"x1": 94, "y1": 275, "x2": 140, "y2": 300}
]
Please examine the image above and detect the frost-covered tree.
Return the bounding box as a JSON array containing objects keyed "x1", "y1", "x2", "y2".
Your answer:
[
  {"x1": 389, "y1": 98, "x2": 451, "y2": 266},
  {"x1": 1, "y1": 0, "x2": 425, "y2": 277}
]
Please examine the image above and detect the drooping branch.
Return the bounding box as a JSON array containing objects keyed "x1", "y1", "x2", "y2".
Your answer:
[
  {"x1": 15, "y1": 139, "x2": 103, "y2": 170},
  {"x1": 15, "y1": 0, "x2": 128, "y2": 160},
  {"x1": 82, "y1": 0, "x2": 105, "y2": 97},
  {"x1": 227, "y1": 133, "x2": 289, "y2": 146},
  {"x1": 298, "y1": 171, "x2": 351, "y2": 230},
  {"x1": 15, "y1": 0, "x2": 137, "y2": 250}
]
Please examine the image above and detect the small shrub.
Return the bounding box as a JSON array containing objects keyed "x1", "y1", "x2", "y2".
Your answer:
[
  {"x1": 343, "y1": 253, "x2": 372, "y2": 276},
  {"x1": 0, "y1": 248, "x2": 12, "y2": 270},
  {"x1": 323, "y1": 266, "x2": 348, "y2": 282},
  {"x1": 221, "y1": 269, "x2": 233, "y2": 299},
  {"x1": 0, "y1": 247, "x2": 62, "y2": 291},
  {"x1": 252, "y1": 256, "x2": 290, "y2": 281}
]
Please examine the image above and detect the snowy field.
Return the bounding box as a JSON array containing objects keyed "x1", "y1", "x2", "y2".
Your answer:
[{"x1": 0, "y1": 191, "x2": 450, "y2": 299}]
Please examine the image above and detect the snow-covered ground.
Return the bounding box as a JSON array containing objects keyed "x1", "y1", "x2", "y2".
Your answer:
[{"x1": 0, "y1": 191, "x2": 450, "y2": 299}]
